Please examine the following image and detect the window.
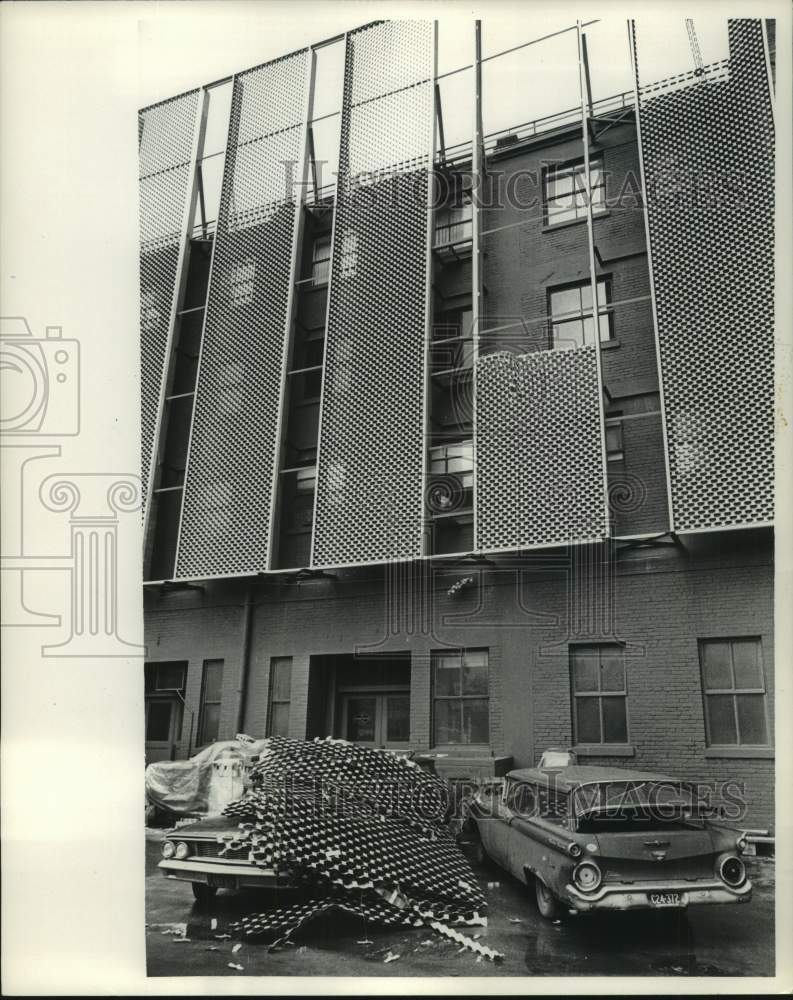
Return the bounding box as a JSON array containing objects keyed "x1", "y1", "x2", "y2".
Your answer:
[
  {"x1": 428, "y1": 442, "x2": 473, "y2": 514},
  {"x1": 268, "y1": 657, "x2": 292, "y2": 738},
  {"x1": 549, "y1": 279, "x2": 613, "y2": 349},
  {"x1": 311, "y1": 235, "x2": 331, "y2": 286},
  {"x1": 433, "y1": 648, "x2": 489, "y2": 745},
  {"x1": 544, "y1": 156, "x2": 606, "y2": 225},
  {"x1": 230, "y1": 257, "x2": 255, "y2": 306},
  {"x1": 571, "y1": 644, "x2": 628, "y2": 745},
  {"x1": 197, "y1": 659, "x2": 224, "y2": 746},
  {"x1": 699, "y1": 638, "x2": 769, "y2": 747},
  {"x1": 606, "y1": 420, "x2": 624, "y2": 462},
  {"x1": 434, "y1": 199, "x2": 472, "y2": 247},
  {"x1": 339, "y1": 229, "x2": 358, "y2": 279}
]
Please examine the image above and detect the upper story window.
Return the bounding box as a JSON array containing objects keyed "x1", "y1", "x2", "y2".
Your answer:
[
  {"x1": 605, "y1": 420, "x2": 624, "y2": 462},
  {"x1": 429, "y1": 442, "x2": 473, "y2": 514},
  {"x1": 543, "y1": 156, "x2": 606, "y2": 226},
  {"x1": 571, "y1": 644, "x2": 628, "y2": 745},
  {"x1": 549, "y1": 278, "x2": 613, "y2": 350},
  {"x1": 435, "y1": 199, "x2": 472, "y2": 248},
  {"x1": 311, "y1": 234, "x2": 331, "y2": 286},
  {"x1": 699, "y1": 638, "x2": 769, "y2": 747},
  {"x1": 230, "y1": 258, "x2": 256, "y2": 307}
]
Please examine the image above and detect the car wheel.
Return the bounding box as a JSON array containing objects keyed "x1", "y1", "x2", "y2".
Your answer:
[
  {"x1": 534, "y1": 876, "x2": 563, "y2": 920},
  {"x1": 192, "y1": 882, "x2": 218, "y2": 905}
]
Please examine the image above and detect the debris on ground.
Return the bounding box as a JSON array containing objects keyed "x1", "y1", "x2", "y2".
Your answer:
[
  {"x1": 231, "y1": 942, "x2": 242, "y2": 954},
  {"x1": 383, "y1": 951, "x2": 400, "y2": 963},
  {"x1": 213, "y1": 934, "x2": 231, "y2": 940},
  {"x1": 508, "y1": 917, "x2": 522, "y2": 924},
  {"x1": 210, "y1": 918, "x2": 217, "y2": 930},
  {"x1": 152, "y1": 923, "x2": 188, "y2": 937},
  {"x1": 223, "y1": 737, "x2": 494, "y2": 957},
  {"x1": 227, "y1": 962, "x2": 244, "y2": 971}
]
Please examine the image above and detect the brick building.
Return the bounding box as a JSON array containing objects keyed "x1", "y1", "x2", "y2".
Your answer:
[{"x1": 139, "y1": 19, "x2": 775, "y2": 828}]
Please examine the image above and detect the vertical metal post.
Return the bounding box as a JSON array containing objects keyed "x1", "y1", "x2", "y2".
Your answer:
[
  {"x1": 142, "y1": 87, "x2": 207, "y2": 559},
  {"x1": 173, "y1": 76, "x2": 238, "y2": 577},
  {"x1": 471, "y1": 19, "x2": 484, "y2": 553},
  {"x1": 626, "y1": 19, "x2": 676, "y2": 533},
  {"x1": 310, "y1": 33, "x2": 349, "y2": 569},
  {"x1": 266, "y1": 49, "x2": 317, "y2": 570},
  {"x1": 576, "y1": 21, "x2": 611, "y2": 538},
  {"x1": 419, "y1": 21, "x2": 439, "y2": 558}
]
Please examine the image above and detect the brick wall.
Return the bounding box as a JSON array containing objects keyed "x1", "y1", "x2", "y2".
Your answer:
[{"x1": 144, "y1": 530, "x2": 774, "y2": 828}]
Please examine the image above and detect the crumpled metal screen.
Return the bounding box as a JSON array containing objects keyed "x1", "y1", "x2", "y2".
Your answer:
[{"x1": 221, "y1": 737, "x2": 489, "y2": 949}]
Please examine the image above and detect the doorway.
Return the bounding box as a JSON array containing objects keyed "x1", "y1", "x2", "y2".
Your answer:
[{"x1": 340, "y1": 691, "x2": 410, "y2": 747}]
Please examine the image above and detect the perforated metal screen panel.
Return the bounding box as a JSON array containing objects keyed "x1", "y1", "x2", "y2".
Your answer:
[
  {"x1": 176, "y1": 52, "x2": 308, "y2": 577},
  {"x1": 635, "y1": 19, "x2": 774, "y2": 531},
  {"x1": 475, "y1": 348, "x2": 607, "y2": 550},
  {"x1": 312, "y1": 21, "x2": 433, "y2": 568},
  {"x1": 139, "y1": 90, "x2": 199, "y2": 516}
]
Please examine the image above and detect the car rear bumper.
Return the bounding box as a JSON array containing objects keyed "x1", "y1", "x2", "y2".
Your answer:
[
  {"x1": 563, "y1": 877, "x2": 752, "y2": 912},
  {"x1": 158, "y1": 858, "x2": 293, "y2": 889}
]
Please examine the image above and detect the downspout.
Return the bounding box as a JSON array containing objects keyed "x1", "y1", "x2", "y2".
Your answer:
[{"x1": 235, "y1": 583, "x2": 255, "y2": 735}]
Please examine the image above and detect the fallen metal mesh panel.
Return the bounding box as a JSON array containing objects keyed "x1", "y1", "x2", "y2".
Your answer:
[
  {"x1": 475, "y1": 348, "x2": 607, "y2": 550},
  {"x1": 635, "y1": 19, "x2": 774, "y2": 531},
  {"x1": 222, "y1": 737, "x2": 489, "y2": 946},
  {"x1": 176, "y1": 52, "x2": 308, "y2": 577},
  {"x1": 139, "y1": 90, "x2": 200, "y2": 517},
  {"x1": 312, "y1": 21, "x2": 433, "y2": 567}
]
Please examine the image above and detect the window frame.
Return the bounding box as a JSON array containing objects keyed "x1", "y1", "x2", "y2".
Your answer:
[
  {"x1": 267, "y1": 656, "x2": 293, "y2": 738},
  {"x1": 197, "y1": 658, "x2": 224, "y2": 747},
  {"x1": 311, "y1": 234, "x2": 332, "y2": 287},
  {"x1": 570, "y1": 643, "x2": 630, "y2": 747},
  {"x1": 548, "y1": 277, "x2": 614, "y2": 349},
  {"x1": 605, "y1": 418, "x2": 624, "y2": 463},
  {"x1": 542, "y1": 155, "x2": 607, "y2": 227},
  {"x1": 431, "y1": 648, "x2": 490, "y2": 748},
  {"x1": 434, "y1": 198, "x2": 473, "y2": 248},
  {"x1": 698, "y1": 637, "x2": 770, "y2": 748}
]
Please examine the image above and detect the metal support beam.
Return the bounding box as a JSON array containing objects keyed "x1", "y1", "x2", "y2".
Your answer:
[
  {"x1": 576, "y1": 21, "x2": 611, "y2": 539},
  {"x1": 471, "y1": 18, "x2": 484, "y2": 553},
  {"x1": 435, "y1": 81, "x2": 446, "y2": 163}
]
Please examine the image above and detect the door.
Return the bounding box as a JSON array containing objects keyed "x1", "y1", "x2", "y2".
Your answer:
[
  {"x1": 145, "y1": 696, "x2": 183, "y2": 763},
  {"x1": 341, "y1": 692, "x2": 410, "y2": 748}
]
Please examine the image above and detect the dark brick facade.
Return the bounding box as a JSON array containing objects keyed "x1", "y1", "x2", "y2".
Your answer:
[{"x1": 144, "y1": 528, "x2": 774, "y2": 829}]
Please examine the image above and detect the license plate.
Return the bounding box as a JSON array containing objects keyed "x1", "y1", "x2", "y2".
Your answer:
[
  {"x1": 207, "y1": 874, "x2": 238, "y2": 889},
  {"x1": 649, "y1": 892, "x2": 684, "y2": 907}
]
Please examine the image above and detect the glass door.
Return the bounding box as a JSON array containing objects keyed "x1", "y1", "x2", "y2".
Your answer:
[{"x1": 341, "y1": 692, "x2": 410, "y2": 748}]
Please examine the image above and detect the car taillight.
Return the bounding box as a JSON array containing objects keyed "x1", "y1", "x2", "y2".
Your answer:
[
  {"x1": 175, "y1": 841, "x2": 190, "y2": 860},
  {"x1": 718, "y1": 854, "x2": 746, "y2": 887},
  {"x1": 573, "y1": 860, "x2": 602, "y2": 892},
  {"x1": 161, "y1": 841, "x2": 175, "y2": 859}
]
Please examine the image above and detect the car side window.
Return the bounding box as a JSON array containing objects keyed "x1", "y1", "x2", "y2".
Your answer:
[
  {"x1": 536, "y1": 786, "x2": 570, "y2": 827},
  {"x1": 505, "y1": 780, "x2": 537, "y2": 817}
]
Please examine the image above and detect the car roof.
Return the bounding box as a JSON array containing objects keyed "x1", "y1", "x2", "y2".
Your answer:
[{"x1": 506, "y1": 765, "x2": 682, "y2": 791}]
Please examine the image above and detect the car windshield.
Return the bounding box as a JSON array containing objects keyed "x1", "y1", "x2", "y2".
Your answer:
[{"x1": 572, "y1": 780, "x2": 713, "y2": 831}]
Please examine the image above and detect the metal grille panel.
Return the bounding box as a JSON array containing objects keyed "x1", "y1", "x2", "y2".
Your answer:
[
  {"x1": 139, "y1": 90, "x2": 200, "y2": 517},
  {"x1": 636, "y1": 19, "x2": 774, "y2": 531},
  {"x1": 176, "y1": 52, "x2": 308, "y2": 577},
  {"x1": 312, "y1": 21, "x2": 433, "y2": 567},
  {"x1": 475, "y1": 348, "x2": 607, "y2": 550}
]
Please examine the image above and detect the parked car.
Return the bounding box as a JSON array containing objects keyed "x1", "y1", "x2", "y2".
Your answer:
[
  {"x1": 465, "y1": 764, "x2": 752, "y2": 919},
  {"x1": 159, "y1": 817, "x2": 297, "y2": 904}
]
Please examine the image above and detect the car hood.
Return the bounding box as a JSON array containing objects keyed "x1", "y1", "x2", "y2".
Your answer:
[{"x1": 165, "y1": 816, "x2": 241, "y2": 839}]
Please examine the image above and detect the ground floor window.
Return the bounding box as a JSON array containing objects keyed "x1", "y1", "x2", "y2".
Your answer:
[
  {"x1": 570, "y1": 644, "x2": 628, "y2": 744},
  {"x1": 197, "y1": 659, "x2": 224, "y2": 746},
  {"x1": 699, "y1": 637, "x2": 769, "y2": 747},
  {"x1": 432, "y1": 648, "x2": 489, "y2": 746},
  {"x1": 268, "y1": 656, "x2": 292, "y2": 738}
]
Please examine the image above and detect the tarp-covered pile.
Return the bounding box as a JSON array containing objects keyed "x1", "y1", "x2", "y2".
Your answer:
[{"x1": 221, "y1": 737, "x2": 498, "y2": 957}]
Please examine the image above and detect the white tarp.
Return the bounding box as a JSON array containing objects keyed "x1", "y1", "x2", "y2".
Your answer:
[{"x1": 145, "y1": 734, "x2": 269, "y2": 816}]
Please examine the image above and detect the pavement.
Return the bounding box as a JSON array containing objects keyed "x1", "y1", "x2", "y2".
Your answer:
[{"x1": 146, "y1": 834, "x2": 775, "y2": 978}]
